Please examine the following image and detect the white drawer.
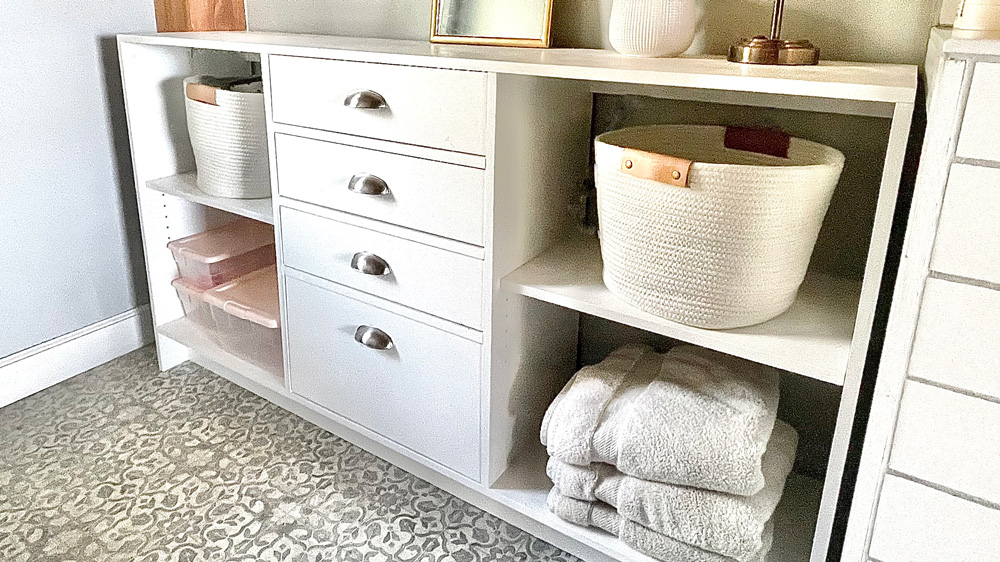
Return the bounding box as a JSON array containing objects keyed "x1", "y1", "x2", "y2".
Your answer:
[
  {"x1": 931, "y1": 164, "x2": 1000, "y2": 284},
  {"x1": 268, "y1": 55, "x2": 488, "y2": 155},
  {"x1": 285, "y1": 275, "x2": 481, "y2": 480},
  {"x1": 909, "y1": 278, "x2": 1000, "y2": 400},
  {"x1": 957, "y1": 62, "x2": 1000, "y2": 162},
  {"x1": 280, "y1": 207, "x2": 484, "y2": 329},
  {"x1": 890, "y1": 381, "x2": 1000, "y2": 505},
  {"x1": 274, "y1": 133, "x2": 485, "y2": 246},
  {"x1": 870, "y1": 476, "x2": 1000, "y2": 562}
]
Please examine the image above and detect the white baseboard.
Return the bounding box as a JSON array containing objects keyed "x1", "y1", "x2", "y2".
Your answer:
[{"x1": 0, "y1": 305, "x2": 155, "y2": 409}]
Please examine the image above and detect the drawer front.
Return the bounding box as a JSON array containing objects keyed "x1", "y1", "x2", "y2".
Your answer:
[
  {"x1": 269, "y1": 55, "x2": 488, "y2": 155},
  {"x1": 870, "y1": 476, "x2": 1000, "y2": 562},
  {"x1": 889, "y1": 381, "x2": 1000, "y2": 505},
  {"x1": 931, "y1": 163, "x2": 1000, "y2": 284},
  {"x1": 280, "y1": 207, "x2": 484, "y2": 329},
  {"x1": 909, "y1": 278, "x2": 1000, "y2": 400},
  {"x1": 285, "y1": 275, "x2": 481, "y2": 479},
  {"x1": 957, "y1": 62, "x2": 1000, "y2": 162},
  {"x1": 275, "y1": 134, "x2": 485, "y2": 246}
]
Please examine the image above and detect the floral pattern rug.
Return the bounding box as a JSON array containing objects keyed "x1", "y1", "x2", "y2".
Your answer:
[{"x1": 0, "y1": 346, "x2": 578, "y2": 562}]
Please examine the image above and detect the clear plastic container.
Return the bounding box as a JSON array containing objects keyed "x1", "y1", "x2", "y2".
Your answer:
[
  {"x1": 167, "y1": 218, "x2": 276, "y2": 290},
  {"x1": 203, "y1": 265, "x2": 282, "y2": 374},
  {"x1": 171, "y1": 277, "x2": 213, "y2": 329}
]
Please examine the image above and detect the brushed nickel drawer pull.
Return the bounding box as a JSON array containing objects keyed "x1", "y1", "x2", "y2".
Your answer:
[
  {"x1": 348, "y1": 174, "x2": 390, "y2": 196},
  {"x1": 343, "y1": 89, "x2": 387, "y2": 110},
  {"x1": 355, "y1": 325, "x2": 394, "y2": 350},
  {"x1": 351, "y1": 252, "x2": 391, "y2": 276}
]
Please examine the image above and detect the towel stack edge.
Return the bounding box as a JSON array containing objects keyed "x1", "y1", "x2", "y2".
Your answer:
[{"x1": 540, "y1": 343, "x2": 794, "y2": 562}]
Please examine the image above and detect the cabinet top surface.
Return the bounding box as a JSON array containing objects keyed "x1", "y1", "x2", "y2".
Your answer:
[{"x1": 119, "y1": 31, "x2": 917, "y2": 104}]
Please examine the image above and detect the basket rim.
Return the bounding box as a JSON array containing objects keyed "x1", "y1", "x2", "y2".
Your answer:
[
  {"x1": 183, "y1": 75, "x2": 264, "y2": 100},
  {"x1": 596, "y1": 124, "x2": 845, "y2": 170}
]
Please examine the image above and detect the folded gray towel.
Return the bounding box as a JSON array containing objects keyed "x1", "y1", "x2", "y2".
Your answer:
[
  {"x1": 547, "y1": 420, "x2": 797, "y2": 562},
  {"x1": 546, "y1": 487, "x2": 774, "y2": 562},
  {"x1": 542, "y1": 345, "x2": 781, "y2": 495},
  {"x1": 540, "y1": 344, "x2": 659, "y2": 466}
]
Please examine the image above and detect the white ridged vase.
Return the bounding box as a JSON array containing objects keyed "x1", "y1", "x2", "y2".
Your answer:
[{"x1": 609, "y1": 0, "x2": 696, "y2": 57}]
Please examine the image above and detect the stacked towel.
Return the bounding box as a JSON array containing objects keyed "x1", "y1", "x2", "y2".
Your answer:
[
  {"x1": 547, "y1": 489, "x2": 775, "y2": 562},
  {"x1": 548, "y1": 420, "x2": 798, "y2": 562},
  {"x1": 540, "y1": 344, "x2": 793, "y2": 562}
]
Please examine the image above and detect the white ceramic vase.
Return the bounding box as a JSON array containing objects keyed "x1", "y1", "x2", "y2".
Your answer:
[{"x1": 609, "y1": 0, "x2": 696, "y2": 57}]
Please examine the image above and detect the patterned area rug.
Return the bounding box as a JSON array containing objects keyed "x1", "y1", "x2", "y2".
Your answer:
[{"x1": 0, "y1": 346, "x2": 578, "y2": 562}]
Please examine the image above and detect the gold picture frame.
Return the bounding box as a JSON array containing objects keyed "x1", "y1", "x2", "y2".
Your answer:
[{"x1": 430, "y1": 0, "x2": 554, "y2": 48}]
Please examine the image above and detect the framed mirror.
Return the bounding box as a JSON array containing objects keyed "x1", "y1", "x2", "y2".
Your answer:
[{"x1": 430, "y1": 0, "x2": 554, "y2": 48}]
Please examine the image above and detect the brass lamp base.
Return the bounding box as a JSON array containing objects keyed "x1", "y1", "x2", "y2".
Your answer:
[{"x1": 728, "y1": 36, "x2": 820, "y2": 66}]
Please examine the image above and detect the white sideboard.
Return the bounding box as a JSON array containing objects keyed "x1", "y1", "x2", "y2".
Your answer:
[
  {"x1": 117, "y1": 32, "x2": 916, "y2": 562},
  {"x1": 843, "y1": 38, "x2": 1000, "y2": 562}
]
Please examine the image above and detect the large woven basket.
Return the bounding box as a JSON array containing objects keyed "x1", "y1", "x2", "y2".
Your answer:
[
  {"x1": 595, "y1": 125, "x2": 845, "y2": 329},
  {"x1": 184, "y1": 76, "x2": 270, "y2": 199}
]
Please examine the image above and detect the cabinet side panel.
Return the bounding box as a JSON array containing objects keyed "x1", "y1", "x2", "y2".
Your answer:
[
  {"x1": 485, "y1": 73, "x2": 593, "y2": 485},
  {"x1": 839, "y1": 58, "x2": 969, "y2": 562}
]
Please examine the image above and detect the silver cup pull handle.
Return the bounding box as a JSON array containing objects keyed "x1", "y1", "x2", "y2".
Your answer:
[
  {"x1": 348, "y1": 174, "x2": 390, "y2": 196},
  {"x1": 351, "y1": 252, "x2": 391, "y2": 276},
  {"x1": 355, "y1": 326, "x2": 394, "y2": 350},
  {"x1": 343, "y1": 90, "x2": 387, "y2": 110}
]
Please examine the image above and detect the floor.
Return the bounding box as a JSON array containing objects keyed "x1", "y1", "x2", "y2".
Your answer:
[{"x1": 0, "y1": 346, "x2": 578, "y2": 562}]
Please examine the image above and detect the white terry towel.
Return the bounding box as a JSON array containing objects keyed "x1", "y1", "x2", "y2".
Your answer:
[
  {"x1": 547, "y1": 420, "x2": 798, "y2": 562},
  {"x1": 540, "y1": 344, "x2": 661, "y2": 466},
  {"x1": 547, "y1": 487, "x2": 774, "y2": 562},
  {"x1": 542, "y1": 345, "x2": 781, "y2": 495}
]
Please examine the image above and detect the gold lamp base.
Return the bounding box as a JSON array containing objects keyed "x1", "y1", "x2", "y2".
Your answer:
[{"x1": 728, "y1": 36, "x2": 820, "y2": 66}]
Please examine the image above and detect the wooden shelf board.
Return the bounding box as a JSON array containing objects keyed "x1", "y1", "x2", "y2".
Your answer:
[
  {"x1": 147, "y1": 172, "x2": 273, "y2": 224},
  {"x1": 158, "y1": 317, "x2": 284, "y2": 393},
  {"x1": 502, "y1": 237, "x2": 858, "y2": 385},
  {"x1": 490, "y1": 449, "x2": 822, "y2": 562}
]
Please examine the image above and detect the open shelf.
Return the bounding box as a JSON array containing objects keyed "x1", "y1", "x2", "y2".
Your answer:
[
  {"x1": 158, "y1": 317, "x2": 284, "y2": 393},
  {"x1": 147, "y1": 172, "x2": 273, "y2": 224},
  {"x1": 502, "y1": 237, "x2": 859, "y2": 386},
  {"x1": 490, "y1": 450, "x2": 821, "y2": 562}
]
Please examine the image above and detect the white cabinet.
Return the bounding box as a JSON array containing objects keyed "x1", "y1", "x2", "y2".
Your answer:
[
  {"x1": 909, "y1": 278, "x2": 1000, "y2": 399},
  {"x1": 280, "y1": 206, "x2": 485, "y2": 329},
  {"x1": 956, "y1": 62, "x2": 1000, "y2": 162},
  {"x1": 930, "y1": 163, "x2": 1000, "y2": 284},
  {"x1": 844, "y1": 41, "x2": 1000, "y2": 562},
  {"x1": 269, "y1": 55, "x2": 489, "y2": 154},
  {"x1": 118, "y1": 32, "x2": 917, "y2": 562},
  {"x1": 890, "y1": 381, "x2": 1000, "y2": 506},
  {"x1": 273, "y1": 133, "x2": 486, "y2": 245},
  {"x1": 869, "y1": 476, "x2": 1000, "y2": 562},
  {"x1": 284, "y1": 274, "x2": 482, "y2": 479}
]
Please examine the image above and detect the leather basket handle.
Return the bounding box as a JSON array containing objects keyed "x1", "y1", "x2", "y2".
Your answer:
[
  {"x1": 621, "y1": 149, "x2": 693, "y2": 188},
  {"x1": 619, "y1": 126, "x2": 791, "y2": 188}
]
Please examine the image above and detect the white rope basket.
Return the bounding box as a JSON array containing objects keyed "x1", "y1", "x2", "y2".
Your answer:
[
  {"x1": 595, "y1": 125, "x2": 845, "y2": 329},
  {"x1": 184, "y1": 76, "x2": 270, "y2": 199}
]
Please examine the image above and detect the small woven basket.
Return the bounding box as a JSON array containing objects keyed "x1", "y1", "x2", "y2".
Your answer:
[
  {"x1": 595, "y1": 124, "x2": 845, "y2": 329},
  {"x1": 184, "y1": 76, "x2": 270, "y2": 199}
]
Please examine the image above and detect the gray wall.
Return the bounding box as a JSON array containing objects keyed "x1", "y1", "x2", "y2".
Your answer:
[
  {"x1": 0, "y1": 1, "x2": 154, "y2": 359},
  {"x1": 247, "y1": 0, "x2": 939, "y2": 65}
]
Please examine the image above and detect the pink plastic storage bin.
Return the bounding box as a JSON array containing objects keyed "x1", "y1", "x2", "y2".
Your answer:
[
  {"x1": 167, "y1": 218, "x2": 275, "y2": 290},
  {"x1": 203, "y1": 265, "x2": 282, "y2": 374},
  {"x1": 171, "y1": 277, "x2": 213, "y2": 328}
]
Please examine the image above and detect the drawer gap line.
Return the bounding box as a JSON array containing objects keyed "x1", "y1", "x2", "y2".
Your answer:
[
  {"x1": 885, "y1": 469, "x2": 1000, "y2": 512},
  {"x1": 927, "y1": 270, "x2": 1000, "y2": 293},
  {"x1": 906, "y1": 376, "x2": 1000, "y2": 407},
  {"x1": 271, "y1": 122, "x2": 487, "y2": 162}
]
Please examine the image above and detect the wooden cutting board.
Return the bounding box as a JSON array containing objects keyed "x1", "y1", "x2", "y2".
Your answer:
[{"x1": 154, "y1": 0, "x2": 246, "y2": 32}]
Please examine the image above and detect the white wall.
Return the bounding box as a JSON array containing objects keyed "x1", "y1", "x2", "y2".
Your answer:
[
  {"x1": 0, "y1": 0, "x2": 155, "y2": 359},
  {"x1": 246, "y1": 0, "x2": 939, "y2": 65}
]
